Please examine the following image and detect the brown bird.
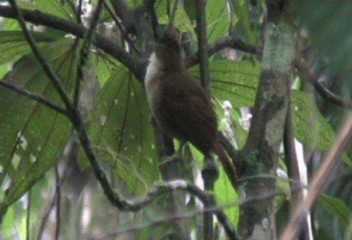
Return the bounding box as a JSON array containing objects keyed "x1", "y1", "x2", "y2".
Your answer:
[{"x1": 144, "y1": 26, "x2": 237, "y2": 188}]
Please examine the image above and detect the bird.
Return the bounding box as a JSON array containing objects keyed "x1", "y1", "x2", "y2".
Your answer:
[{"x1": 144, "y1": 25, "x2": 238, "y2": 188}]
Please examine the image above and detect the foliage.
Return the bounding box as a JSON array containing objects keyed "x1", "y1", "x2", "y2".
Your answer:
[{"x1": 0, "y1": 0, "x2": 351, "y2": 239}]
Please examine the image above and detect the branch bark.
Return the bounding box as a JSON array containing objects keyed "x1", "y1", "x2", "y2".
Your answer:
[
  {"x1": 294, "y1": 59, "x2": 352, "y2": 111},
  {"x1": 0, "y1": 5, "x2": 260, "y2": 81},
  {"x1": 0, "y1": 80, "x2": 67, "y2": 116},
  {"x1": 238, "y1": 23, "x2": 295, "y2": 239},
  {"x1": 0, "y1": 5, "x2": 145, "y2": 80}
]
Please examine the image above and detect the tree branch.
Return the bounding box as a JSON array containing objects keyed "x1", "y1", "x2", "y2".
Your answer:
[
  {"x1": 195, "y1": 1, "x2": 216, "y2": 238},
  {"x1": 239, "y1": 23, "x2": 295, "y2": 238},
  {"x1": 0, "y1": 5, "x2": 145, "y2": 80},
  {"x1": 109, "y1": 0, "x2": 137, "y2": 36},
  {"x1": 0, "y1": 80, "x2": 68, "y2": 116},
  {"x1": 294, "y1": 59, "x2": 352, "y2": 111},
  {"x1": 284, "y1": 99, "x2": 313, "y2": 240},
  {"x1": 0, "y1": 5, "x2": 260, "y2": 80},
  {"x1": 103, "y1": 1, "x2": 141, "y2": 54},
  {"x1": 186, "y1": 33, "x2": 261, "y2": 68}
]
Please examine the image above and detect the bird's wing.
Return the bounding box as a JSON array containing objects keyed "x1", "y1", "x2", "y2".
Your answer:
[{"x1": 158, "y1": 74, "x2": 217, "y2": 154}]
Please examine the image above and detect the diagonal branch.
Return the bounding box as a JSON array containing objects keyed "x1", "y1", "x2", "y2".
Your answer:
[
  {"x1": 0, "y1": 79, "x2": 68, "y2": 116},
  {"x1": 103, "y1": 1, "x2": 141, "y2": 54},
  {"x1": 294, "y1": 59, "x2": 352, "y2": 111},
  {"x1": 0, "y1": 5, "x2": 144, "y2": 80},
  {"x1": 0, "y1": 5, "x2": 260, "y2": 83},
  {"x1": 186, "y1": 33, "x2": 261, "y2": 68},
  {"x1": 109, "y1": 0, "x2": 137, "y2": 36}
]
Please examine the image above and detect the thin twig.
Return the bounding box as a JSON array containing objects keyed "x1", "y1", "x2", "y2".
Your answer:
[
  {"x1": 74, "y1": 0, "x2": 104, "y2": 106},
  {"x1": 108, "y1": 0, "x2": 136, "y2": 35},
  {"x1": 195, "y1": 1, "x2": 216, "y2": 239},
  {"x1": 92, "y1": 197, "x2": 240, "y2": 240},
  {"x1": 76, "y1": 0, "x2": 83, "y2": 24},
  {"x1": 103, "y1": 1, "x2": 141, "y2": 54},
  {"x1": 284, "y1": 99, "x2": 313, "y2": 240},
  {"x1": 145, "y1": 0, "x2": 159, "y2": 40},
  {"x1": 0, "y1": 80, "x2": 68, "y2": 116},
  {"x1": 37, "y1": 162, "x2": 71, "y2": 240},
  {"x1": 195, "y1": 0, "x2": 210, "y2": 90},
  {"x1": 93, "y1": 183, "x2": 308, "y2": 240},
  {"x1": 54, "y1": 166, "x2": 61, "y2": 240},
  {"x1": 294, "y1": 59, "x2": 352, "y2": 111}
]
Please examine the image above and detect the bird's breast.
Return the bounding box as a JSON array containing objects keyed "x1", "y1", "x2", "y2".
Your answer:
[{"x1": 145, "y1": 53, "x2": 162, "y2": 115}]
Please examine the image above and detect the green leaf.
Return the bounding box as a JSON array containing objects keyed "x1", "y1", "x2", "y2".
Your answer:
[
  {"x1": 291, "y1": 90, "x2": 336, "y2": 150},
  {"x1": 191, "y1": 60, "x2": 260, "y2": 107},
  {"x1": 215, "y1": 168, "x2": 239, "y2": 227},
  {"x1": 229, "y1": 0, "x2": 257, "y2": 44},
  {"x1": 0, "y1": 63, "x2": 9, "y2": 79},
  {"x1": 174, "y1": 6, "x2": 196, "y2": 37},
  {"x1": 157, "y1": 4, "x2": 195, "y2": 37},
  {"x1": 2, "y1": 18, "x2": 21, "y2": 31},
  {"x1": 0, "y1": 39, "x2": 75, "y2": 221},
  {"x1": 320, "y1": 194, "x2": 352, "y2": 226},
  {"x1": 0, "y1": 31, "x2": 58, "y2": 64},
  {"x1": 19, "y1": 0, "x2": 75, "y2": 21},
  {"x1": 91, "y1": 51, "x2": 122, "y2": 86},
  {"x1": 88, "y1": 66, "x2": 158, "y2": 194},
  {"x1": 206, "y1": 0, "x2": 230, "y2": 42}
]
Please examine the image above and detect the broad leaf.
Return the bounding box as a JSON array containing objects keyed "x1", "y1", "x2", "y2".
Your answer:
[
  {"x1": 0, "y1": 39, "x2": 76, "y2": 220},
  {"x1": 19, "y1": 0, "x2": 75, "y2": 21},
  {"x1": 215, "y1": 168, "x2": 239, "y2": 226},
  {"x1": 320, "y1": 194, "x2": 352, "y2": 226},
  {"x1": 191, "y1": 60, "x2": 260, "y2": 107},
  {"x1": 291, "y1": 90, "x2": 336, "y2": 150},
  {"x1": 0, "y1": 31, "x2": 58, "y2": 64},
  {"x1": 206, "y1": 0, "x2": 230, "y2": 42},
  {"x1": 88, "y1": 66, "x2": 158, "y2": 194}
]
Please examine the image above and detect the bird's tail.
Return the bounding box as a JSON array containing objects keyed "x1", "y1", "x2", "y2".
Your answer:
[{"x1": 213, "y1": 142, "x2": 238, "y2": 189}]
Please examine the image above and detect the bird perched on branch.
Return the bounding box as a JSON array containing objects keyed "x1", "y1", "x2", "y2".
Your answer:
[{"x1": 144, "y1": 25, "x2": 238, "y2": 188}]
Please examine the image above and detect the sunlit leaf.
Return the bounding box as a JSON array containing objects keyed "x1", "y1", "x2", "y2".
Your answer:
[
  {"x1": 215, "y1": 168, "x2": 239, "y2": 226},
  {"x1": 191, "y1": 60, "x2": 260, "y2": 107},
  {"x1": 206, "y1": 0, "x2": 230, "y2": 42}
]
